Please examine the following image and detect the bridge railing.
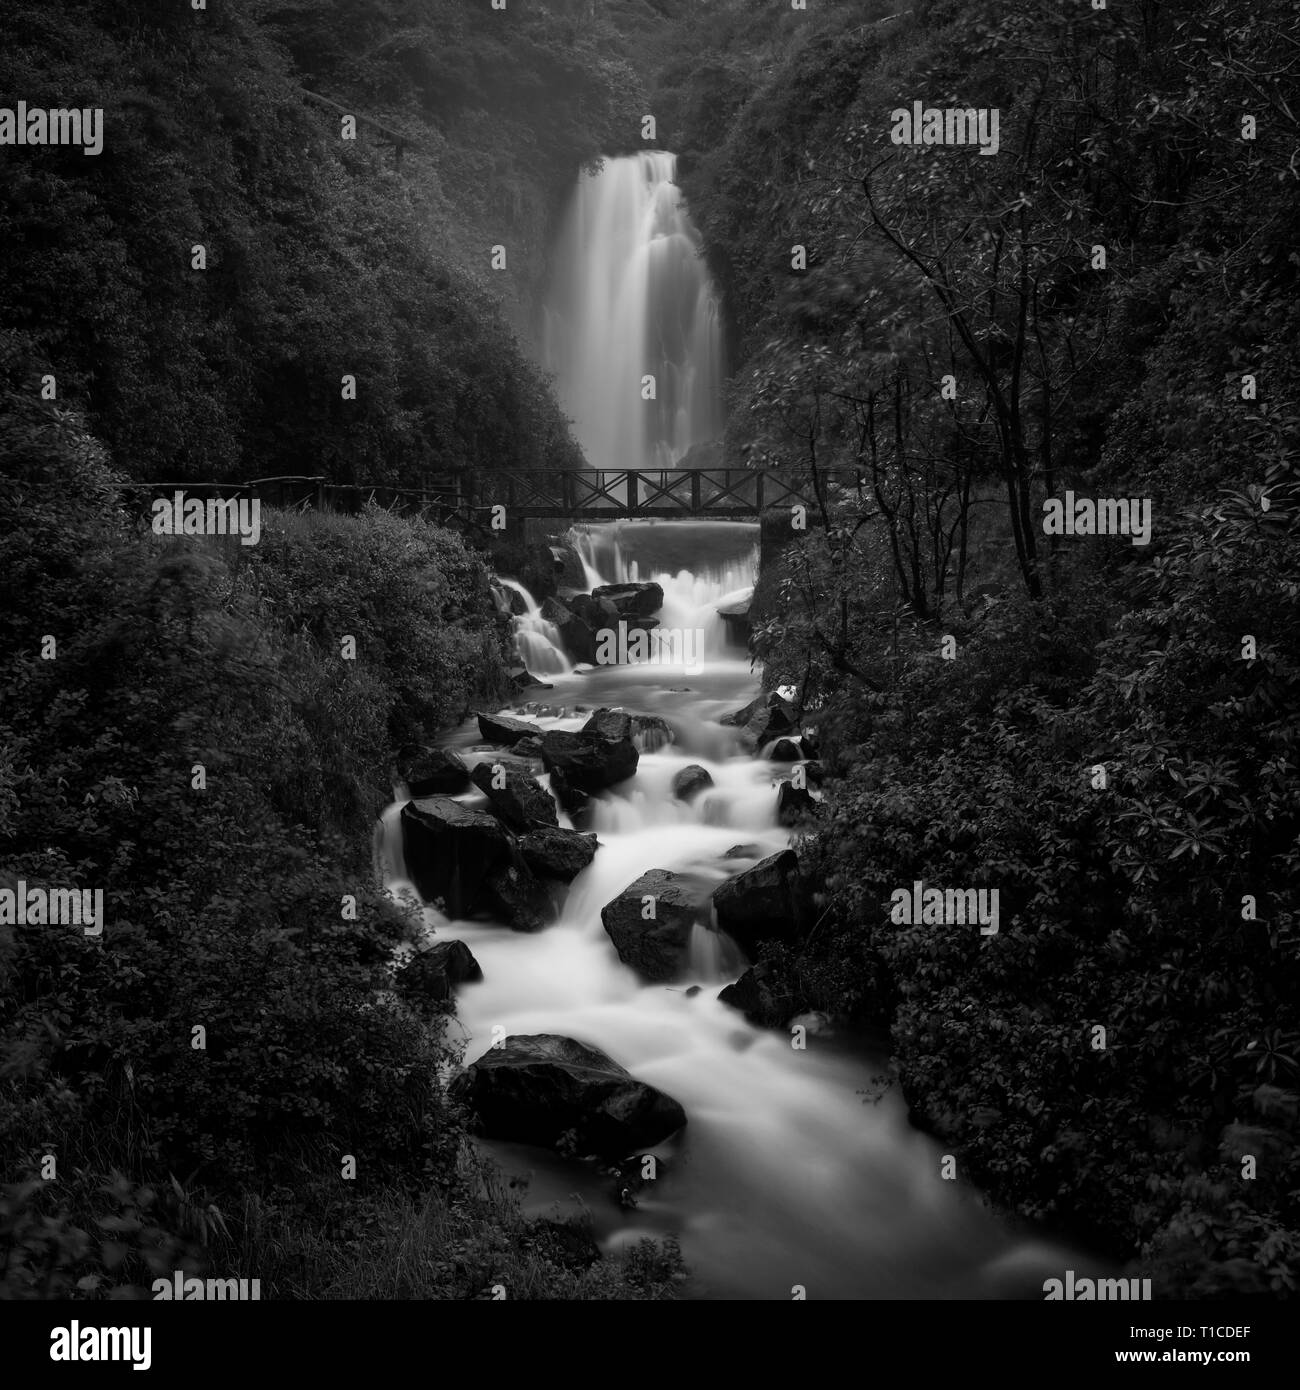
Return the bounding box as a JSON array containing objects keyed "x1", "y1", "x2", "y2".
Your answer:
[{"x1": 113, "y1": 468, "x2": 872, "y2": 522}]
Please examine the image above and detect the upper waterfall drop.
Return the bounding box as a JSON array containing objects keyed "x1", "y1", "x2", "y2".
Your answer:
[{"x1": 544, "y1": 151, "x2": 725, "y2": 472}]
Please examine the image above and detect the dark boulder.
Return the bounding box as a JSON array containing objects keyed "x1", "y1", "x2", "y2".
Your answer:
[
  {"x1": 548, "y1": 766, "x2": 590, "y2": 819},
  {"x1": 631, "y1": 714, "x2": 673, "y2": 751},
  {"x1": 470, "y1": 761, "x2": 559, "y2": 831},
  {"x1": 591, "y1": 581, "x2": 664, "y2": 617},
  {"x1": 508, "y1": 666, "x2": 552, "y2": 693},
  {"x1": 582, "y1": 708, "x2": 633, "y2": 741},
  {"x1": 541, "y1": 596, "x2": 597, "y2": 664},
  {"x1": 672, "y1": 764, "x2": 714, "y2": 802},
  {"x1": 541, "y1": 729, "x2": 638, "y2": 792},
  {"x1": 601, "y1": 869, "x2": 710, "y2": 982},
  {"x1": 721, "y1": 691, "x2": 797, "y2": 744},
  {"x1": 767, "y1": 738, "x2": 803, "y2": 763},
  {"x1": 401, "y1": 797, "x2": 518, "y2": 918},
  {"x1": 513, "y1": 735, "x2": 544, "y2": 760},
  {"x1": 477, "y1": 711, "x2": 545, "y2": 747},
  {"x1": 449, "y1": 1033, "x2": 687, "y2": 1159},
  {"x1": 568, "y1": 593, "x2": 621, "y2": 630},
  {"x1": 481, "y1": 860, "x2": 554, "y2": 933},
  {"x1": 711, "y1": 849, "x2": 806, "y2": 958},
  {"x1": 717, "y1": 962, "x2": 800, "y2": 1029},
  {"x1": 776, "y1": 780, "x2": 819, "y2": 826},
  {"x1": 398, "y1": 940, "x2": 483, "y2": 1006},
  {"x1": 520, "y1": 826, "x2": 599, "y2": 882},
  {"x1": 395, "y1": 744, "x2": 471, "y2": 796},
  {"x1": 582, "y1": 709, "x2": 673, "y2": 752}
]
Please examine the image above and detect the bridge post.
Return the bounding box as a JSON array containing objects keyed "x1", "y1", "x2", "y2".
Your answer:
[
  {"x1": 627, "y1": 470, "x2": 640, "y2": 515},
  {"x1": 756, "y1": 471, "x2": 764, "y2": 515},
  {"x1": 691, "y1": 470, "x2": 701, "y2": 514},
  {"x1": 562, "y1": 470, "x2": 574, "y2": 514}
]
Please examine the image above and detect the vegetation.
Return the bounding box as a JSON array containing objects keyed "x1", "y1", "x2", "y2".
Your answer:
[{"x1": 654, "y1": 0, "x2": 1300, "y2": 1295}]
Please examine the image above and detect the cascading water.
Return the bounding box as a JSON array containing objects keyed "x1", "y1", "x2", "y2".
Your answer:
[
  {"x1": 377, "y1": 522, "x2": 1107, "y2": 1299},
  {"x1": 497, "y1": 578, "x2": 572, "y2": 677},
  {"x1": 544, "y1": 151, "x2": 725, "y2": 473}
]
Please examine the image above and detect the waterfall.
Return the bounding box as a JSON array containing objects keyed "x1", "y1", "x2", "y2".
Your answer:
[
  {"x1": 544, "y1": 151, "x2": 725, "y2": 472},
  {"x1": 498, "y1": 577, "x2": 572, "y2": 676}
]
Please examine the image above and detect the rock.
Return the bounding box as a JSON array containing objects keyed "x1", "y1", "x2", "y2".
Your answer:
[
  {"x1": 541, "y1": 729, "x2": 638, "y2": 792},
  {"x1": 470, "y1": 761, "x2": 559, "y2": 831},
  {"x1": 717, "y1": 962, "x2": 800, "y2": 1028},
  {"x1": 541, "y1": 596, "x2": 597, "y2": 664},
  {"x1": 519, "y1": 826, "x2": 599, "y2": 882},
  {"x1": 716, "y1": 597, "x2": 752, "y2": 645},
  {"x1": 711, "y1": 849, "x2": 805, "y2": 958},
  {"x1": 721, "y1": 691, "x2": 797, "y2": 743},
  {"x1": 803, "y1": 760, "x2": 826, "y2": 784},
  {"x1": 513, "y1": 735, "x2": 544, "y2": 760},
  {"x1": 582, "y1": 708, "x2": 633, "y2": 741},
  {"x1": 477, "y1": 711, "x2": 545, "y2": 747},
  {"x1": 394, "y1": 744, "x2": 471, "y2": 796},
  {"x1": 768, "y1": 738, "x2": 803, "y2": 763},
  {"x1": 398, "y1": 940, "x2": 483, "y2": 1006},
  {"x1": 722, "y1": 843, "x2": 761, "y2": 859},
  {"x1": 449, "y1": 1033, "x2": 687, "y2": 1158},
  {"x1": 672, "y1": 764, "x2": 714, "y2": 801},
  {"x1": 508, "y1": 666, "x2": 551, "y2": 692},
  {"x1": 548, "y1": 766, "x2": 590, "y2": 819},
  {"x1": 591, "y1": 581, "x2": 664, "y2": 617},
  {"x1": 568, "y1": 593, "x2": 621, "y2": 630},
  {"x1": 776, "y1": 780, "x2": 818, "y2": 826},
  {"x1": 401, "y1": 797, "x2": 519, "y2": 918},
  {"x1": 600, "y1": 869, "x2": 710, "y2": 981},
  {"x1": 684, "y1": 985, "x2": 702, "y2": 998},
  {"x1": 481, "y1": 860, "x2": 554, "y2": 933}
]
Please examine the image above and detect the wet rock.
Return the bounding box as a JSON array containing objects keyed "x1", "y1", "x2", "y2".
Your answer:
[
  {"x1": 449, "y1": 1033, "x2": 687, "y2": 1159},
  {"x1": 508, "y1": 666, "x2": 552, "y2": 693},
  {"x1": 477, "y1": 711, "x2": 545, "y2": 747},
  {"x1": 471, "y1": 761, "x2": 559, "y2": 831},
  {"x1": 722, "y1": 843, "x2": 761, "y2": 860},
  {"x1": 776, "y1": 780, "x2": 819, "y2": 826},
  {"x1": 394, "y1": 744, "x2": 471, "y2": 796},
  {"x1": 513, "y1": 735, "x2": 544, "y2": 760},
  {"x1": 582, "y1": 708, "x2": 634, "y2": 741},
  {"x1": 480, "y1": 860, "x2": 554, "y2": 933},
  {"x1": 398, "y1": 940, "x2": 483, "y2": 1006},
  {"x1": 717, "y1": 962, "x2": 801, "y2": 1029},
  {"x1": 767, "y1": 738, "x2": 803, "y2": 763},
  {"x1": 568, "y1": 593, "x2": 621, "y2": 629},
  {"x1": 582, "y1": 709, "x2": 673, "y2": 752},
  {"x1": 519, "y1": 825, "x2": 599, "y2": 882},
  {"x1": 716, "y1": 597, "x2": 751, "y2": 644},
  {"x1": 711, "y1": 849, "x2": 806, "y2": 958},
  {"x1": 401, "y1": 797, "x2": 519, "y2": 918},
  {"x1": 601, "y1": 869, "x2": 710, "y2": 982},
  {"x1": 541, "y1": 596, "x2": 597, "y2": 664},
  {"x1": 591, "y1": 581, "x2": 664, "y2": 617},
  {"x1": 721, "y1": 691, "x2": 797, "y2": 744},
  {"x1": 548, "y1": 766, "x2": 590, "y2": 819},
  {"x1": 672, "y1": 764, "x2": 714, "y2": 801},
  {"x1": 541, "y1": 729, "x2": 638, "y2": 792}
]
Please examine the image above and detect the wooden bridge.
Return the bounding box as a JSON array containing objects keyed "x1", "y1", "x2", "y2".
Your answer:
[{"x1": 124, "y1": 468, "x2": 867, "y2": 525}]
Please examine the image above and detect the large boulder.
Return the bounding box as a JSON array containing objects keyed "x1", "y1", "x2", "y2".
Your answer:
[
  {"x1": 717, "y1": 962, "x2": 800, "y2": 1029},
  {"x1": 541, "y1": 729, "x2": 638, "y2": 792},
  {"x1": 508, "y1": 666, "x2": 552, "y2": 693},
  {"x1": 547, "y1": 766, "x2": 590, "y2": 819},
  {"x1": 520, "y1": 826, "x2": 599, "y2": 882},
  {"x1": 395, "y1": 744, "x2": 471, "y2": 796},
  {"x1": 470, "y1": 761, "x2": 559, "y2": 831},
  {"x1": 716, "y1": 597, "x2": 752, "y2": 645},
  {"x1": 481, "y1": 860, "x2": 554, "y2": 933},
  {"x1": 581, "y1": 709, "x2": 673, "y2": 752},
  {"x1": 449, "y1": 1034, "x2": 686, "y2": 1158},
  {"x1": 591, "y1": 581, "x2": 664, "y2": 617},
  {"x1": 477, "y1": 711, "x2": 545, "y2": 747},
  {"x1": 568, "y1": 593, "x2": 621, "y2": 630},
  {"x1": 631, "y1": 714, "x2": 673, "y2": 752},
  {"x1": 401, "y1": 797, "x2": 518, "y2": 918},
  {"x1": 776, "y1": 780, "x2": 818, "y2": 826},
  {"x1": 711, "y1": 849, "x2": 806, "y2": 959},
  {"x1": 582, "y1": 708, "x2": 634, "y2": 741},
  {"x1": 601, "y1": 869, "x2": 710, "y2": 982},
  {"x1": 721, "y1": 691, "x2": 797, "y2": 744},
  {"x1": 672, "y1": 764, "x2": 714, "y2": 802},
  {"x1": 398, "y1": 940, "x2": 483, "y2": 1007},
  {"x1": 541, "y1": 596, "x2": 597, "y2": 664}
]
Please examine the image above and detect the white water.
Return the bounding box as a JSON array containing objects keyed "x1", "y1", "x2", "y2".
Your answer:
[
  {"x1": 498, "y1": 577, "x2": 572, "y2": 677},
  {"x1": 544, "y1": 151, "x2": 725, "y2": 473},
  {"x1": 378, "y1": 522, "x2": 1105, "y2": 1299}
]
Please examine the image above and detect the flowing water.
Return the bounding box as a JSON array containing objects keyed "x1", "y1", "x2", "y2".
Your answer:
[{"x1": 375, "y1": 153, "x2": 1105, "y2": 1298}]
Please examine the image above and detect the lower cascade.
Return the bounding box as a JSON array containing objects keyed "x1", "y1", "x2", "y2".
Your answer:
[{"x1": 379, "y1": 519, "x2": 1102, "y2": 1299}]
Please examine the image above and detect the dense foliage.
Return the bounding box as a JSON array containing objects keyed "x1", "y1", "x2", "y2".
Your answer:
[{"x1": 653, "y1": 0, "x2": 1300, "y2": 1294}]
